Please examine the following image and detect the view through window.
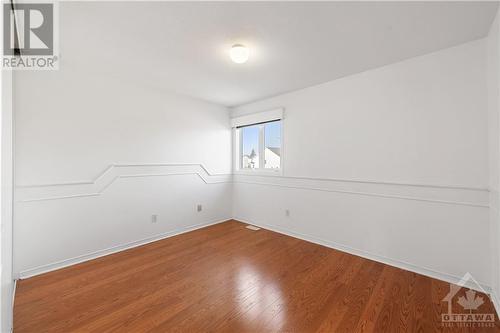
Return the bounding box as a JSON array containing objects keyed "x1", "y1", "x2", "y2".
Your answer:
[
  {"x1": 241, "y1": 124, "x2": 260, "y2": 169},
  {"x1": 240, "y1": 120, "x2": 281, "y2": 170}
]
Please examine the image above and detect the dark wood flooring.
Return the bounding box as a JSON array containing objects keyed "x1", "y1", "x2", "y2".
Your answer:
[{"x1": 14, "y1": 220, "x2": 500, "y2": 332}]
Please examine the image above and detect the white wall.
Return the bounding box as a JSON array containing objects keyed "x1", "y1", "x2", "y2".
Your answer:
[
  {"x1": 13, "y1": 63, "x2": 232, "y2": 277},
  {"x1": 1, "y1": 69, "x2": 13, "y2": 332},
  {"x1": 1, "y1": 6, "x2": 14, "y2": 330},
  {"x1": 231, "y1": 39, "x2": 491, "y2": 287},
  {"x1": 488, "y1": 6, "x2": 500, "y2": 309}
]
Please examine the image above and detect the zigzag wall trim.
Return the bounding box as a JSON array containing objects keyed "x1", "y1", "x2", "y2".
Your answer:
[{"x1": 16, "y1": 163, "x2": 488, "y2": 207}]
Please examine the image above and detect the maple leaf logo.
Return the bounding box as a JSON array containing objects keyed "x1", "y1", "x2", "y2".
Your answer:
[{"x1": 457, "y1": 289, "x2": 484, "y2": 311}]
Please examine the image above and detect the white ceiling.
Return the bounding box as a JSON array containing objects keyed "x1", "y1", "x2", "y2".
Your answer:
[{"x1": 62, "y1": 1, "x2": 498, "y2": 107}]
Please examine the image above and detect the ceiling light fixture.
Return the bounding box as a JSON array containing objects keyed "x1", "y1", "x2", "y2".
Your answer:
[{"x1": 230, "y1": 44, "x2": 249, "y2": 64}]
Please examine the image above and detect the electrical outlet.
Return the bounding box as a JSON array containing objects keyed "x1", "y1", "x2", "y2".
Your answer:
[
  {"x1": 151, "y1": 214, "x2": 158, "y2": 223},
  {"x1": 285, "y1": 209, "x2": 290, "y2": 217},
  {"x1": 197, "y1": 204, "x2": 202, "y2": 212}
]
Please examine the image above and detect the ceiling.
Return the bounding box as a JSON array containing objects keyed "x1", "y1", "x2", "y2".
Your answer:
[{"x1": 61, "y1": 1, "x2": 499, "y2": 107}]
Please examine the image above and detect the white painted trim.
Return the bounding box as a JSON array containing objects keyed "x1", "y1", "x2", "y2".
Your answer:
[
  {"x1": 9, "y1": 280, "x2": 16, "y2": 332},
  {"x1": 20, "y1": 193, "x2": 101, "y2": 202},
  {"x1": 2, "y1": 60, "x2": 14, "y2": 333},
  {"x1": 16, "y1": 164, "x2": 233, "y2": 202},
  {"x1": 11, "y1": 279, "x2": 16, "y2": 311},
  {"x1": 17, "y1": 218, "x2": 230, "y2": 279},
  {"x1": 16, "y1": 163, "x2": 230, "y2": 188},
  {"x1": 20, "y1": 179, "x2": 486, "y2": 207},
  {"x1": 230, "y1": 108, "x2": 283, "y2": 128},
  {"x1": 233, "y1": 217, "x2": 493, "y2": 294},
  {"x1": 280, "y1": 116, "x2": 285, "y2": 176},
  {"x1": 233, "y1": 180, "x2": 489, "y2": 208},
  {"x1": 15, "y1": 163, "x2": 487, "y2": 207},
  {"x1": 236, "y1": 173, "x2": 487, "y2": 191},
  {"x1": 234, "y1": 169, "x2": 282, "y2": 177},
  {"x1": 237, "y1": 128, "x2": 242, "y2": 170},
  {"x1": 258, "y1": 123, "x2": 265, "y2": 170},
  {"x1": 17, "y1": 163, "x2": 486, "y2": 191}
]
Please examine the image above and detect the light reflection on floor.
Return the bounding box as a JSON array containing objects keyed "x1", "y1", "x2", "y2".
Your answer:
[{"x1": 235, "y1": 262, "x2": 286, "y2": 331}]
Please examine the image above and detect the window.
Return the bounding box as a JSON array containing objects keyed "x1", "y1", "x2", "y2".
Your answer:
[
  {"x1": 238, "y1": 119, "x2": 282, "y2": 171},
  {"x1": 231, "y1": 108, "x2": 284, "y2": 173}
]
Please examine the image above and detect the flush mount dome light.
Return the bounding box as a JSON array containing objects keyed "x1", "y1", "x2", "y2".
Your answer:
[{"x1": 230, "y1": 44, "x2": 249, "y2": 64}]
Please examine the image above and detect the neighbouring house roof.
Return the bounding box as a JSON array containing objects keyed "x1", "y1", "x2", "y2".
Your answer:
[
  {"x1": 266, "y1": 147, "x2": 280, "y2": 157},
  {"x1": 243, "y1": 147, "x2": 280, "y2": 159}
]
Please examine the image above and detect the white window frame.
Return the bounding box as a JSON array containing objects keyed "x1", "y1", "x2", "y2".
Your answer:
[{"x1": 232, "y1": 108, "x2": 284, "y2": 175}]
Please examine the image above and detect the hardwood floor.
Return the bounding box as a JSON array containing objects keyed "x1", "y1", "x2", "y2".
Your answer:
[{"x1": 14, "y1": 220, "x2": 500, "y2": 332}]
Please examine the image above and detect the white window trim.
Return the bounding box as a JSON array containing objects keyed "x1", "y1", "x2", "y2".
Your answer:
[
  {"x1": 230, "y1": 108, "x2": 283, "y2": 128},
  {"x1": 231, "y1": 108, "x2": 284, "y2": 176}
]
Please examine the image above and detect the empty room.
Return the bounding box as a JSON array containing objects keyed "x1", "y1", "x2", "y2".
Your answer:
[{"x1": 2, "y1": 1, "x2": 500, "y2": 332}]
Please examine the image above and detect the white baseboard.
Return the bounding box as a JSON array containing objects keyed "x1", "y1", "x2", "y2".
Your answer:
[
  {"x1": 8, "y1": 279, "x2": 17, "y2": 333},
  {"x1": 233, "y1": 217, "x2": 493, "y2": 294},
  {"x1": 18, "y1": 218, "x2": 230, "y2": 279},
  {"x1": 12, "y1": 279, "x2": 17, "y2": 306}
]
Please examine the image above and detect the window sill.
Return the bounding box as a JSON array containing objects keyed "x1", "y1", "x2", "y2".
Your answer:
[{"x1": 234, "y1": 169, "x2": 283, "y2": 176}]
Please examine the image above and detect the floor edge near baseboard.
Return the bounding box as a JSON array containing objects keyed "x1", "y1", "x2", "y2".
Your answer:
[
  {"x1": 232, "y1": 217, "x2": 493, "y2": 295},
  {"x1": 491, "y1": 291, "x2": 500, "y2": 320},
  {"x1": 17, "y1": 218, "x2": 231, "y2": 279}
]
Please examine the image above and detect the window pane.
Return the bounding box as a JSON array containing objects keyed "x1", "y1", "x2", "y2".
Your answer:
[
  {"x1": 264, "y1": 121, "x2": 281, "y2": 169},
  {"x1": 241, "y1": 125, "x2": 260, "y2": 169}
]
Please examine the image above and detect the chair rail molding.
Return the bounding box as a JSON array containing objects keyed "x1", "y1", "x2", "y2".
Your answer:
[
  {"x1": 16, "y1": 163, "x2": 232, "y2": 202},
  {"x1": 16, "y1": 163, "x2": 489, "y2": 207}
]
